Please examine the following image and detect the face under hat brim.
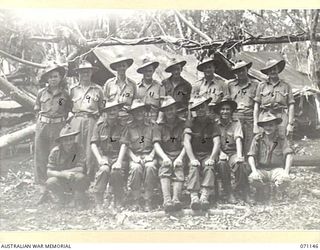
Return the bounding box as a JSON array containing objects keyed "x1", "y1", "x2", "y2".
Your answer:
[
  {"x1": 260, "y1": 60, "x2": 285, "y2": 75},
  {"x1": 110, "y1": 58, "x2": 134, "y2": 71},
  {"x1": 165, "y1": 61, "x2": 187, "y2": 73},
  {"x1": 137, "y1": 62, "x2": 160, "y2": 74}
]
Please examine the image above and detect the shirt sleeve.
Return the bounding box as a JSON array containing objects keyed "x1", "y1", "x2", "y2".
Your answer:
[
  {"x1": 97, "y1": 86, "x2": 105, "y2": 112},
  {"x1": 287, "y1": 84, "x2": 295, "y2": 105},
  {"x1": 152, "y1": 124, "x2": 162, "y2": 143},
  {"x1": 91, "y1": 123, "x2": 100, "y2": 144},
  {"x1": 247, "y1": 134, "x2": 260, "y2": 157},
  {"x1": 211, "y1": 122, "x2": 221, "y2": 138},
  {"x1": 234, "y1": 120, "x2": 244, "y2": 140}
]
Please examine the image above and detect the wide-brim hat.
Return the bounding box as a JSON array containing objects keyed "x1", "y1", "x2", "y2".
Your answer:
[
  {"x1": 101, "y1": 101, "x2": 124, "y2": 112},
  {"x1": 257, "y1": 113, "x2": 283, "y2": 127},
  {"x1": 165, "y1": 58, "x2": 186, "y2": 73},
  {"x1": 55, "y1": 125, "x2": 80, "y2": 142},
  {"x1": 137, "y1": 58, "x2": 159, "y2": 74},
  {"x1": 40, "y1": 62, "x2": 66, "y2": 83},
  {"x1": 159, "y1": 96, "x2": 179, "y2": 111},
  {"x1": 260, "y1": 59, "x2": 286, "y2": 75},
  {"x1": 74, "y1": 60, "x2": 99, "y2": 73},
  {"x1": 110, "y1": 57, "x2": 134, "y2": 71},
  {"x1": 190, "y1": 97, "x2": 212, "y2": 111},
  {"x1": 232, "y1": 61, "x2": 252, "y2": 72},
  {"x1": 213, "y1": 99, "x2": 238, "y2": 114},
  {"x1": 196, "y1": 58, "x2": 218, "y2": 72},
  {"x1": 128, "y1": 99, "x2": 150, "y2": 113}
]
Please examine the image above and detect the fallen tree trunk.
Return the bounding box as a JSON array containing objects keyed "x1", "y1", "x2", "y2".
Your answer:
[
  {"x1": 0, "y1": 123, "x2": 36, "y2": 149},
  {"x1": 0, "y1": 77, "x2": 36, "y2": 111}
]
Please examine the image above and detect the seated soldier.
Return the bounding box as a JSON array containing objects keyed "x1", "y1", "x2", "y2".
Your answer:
[
  {"x1": 91, "y1": 101, "x2": 127, "y2": 209},
  {"x1": 153, "y1": 96, "x2": 186, "y2": 212},
  {"x1": 120, "y1": 99, "x2": 158, "y2": 211},
  {"x1": 184, "y1": 97, "x2": 221, "y2": 210},
  {"x1": 248, "y1": 113, "x2": 293, "y2": 202},
  {"x1": 213, "y1": 99, "x2": 252, "y2": 204},
  {"x1": 46, "y1": 125, "x2": 90, "y2": 209}
]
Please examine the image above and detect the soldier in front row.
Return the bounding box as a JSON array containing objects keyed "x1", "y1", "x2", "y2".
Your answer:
[
  {"x1": 46, "y1": 125, "x2": 90, "y2": 209},
  {"x1": 91, "y1": 101, "x2": 127, "y2": 209},
  {"x1": 120, "y1": 99, "x2": 158, "y2": 211},
  {"x1": 153, "y1": 96, "x2": 186, "y2": 212},
  {"x1": 248, "y1": 113, "x2": 293, "y2": 203},
  {"x1": 184, "y1": 97, "x2": 221, "y2": 210}
]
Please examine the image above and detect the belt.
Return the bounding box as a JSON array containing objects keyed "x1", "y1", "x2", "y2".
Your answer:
[
  {"x1": 39, "y1": 115, "x2": 65, "y2": 124},
  {"x1": 260, "y1": 106, "x2": 287, "y2": 113}
]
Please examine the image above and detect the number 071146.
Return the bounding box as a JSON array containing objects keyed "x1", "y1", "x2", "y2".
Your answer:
[{"x1": 300, "y1": 244, "x2": 319, "y2": 248}]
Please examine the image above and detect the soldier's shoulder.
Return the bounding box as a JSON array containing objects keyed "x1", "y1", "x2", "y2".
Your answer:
[
  {"x1": 105, "y1": 77, "x2": 116, "y2": 85},
  {"x1": 227, "y1": 78, "x2": 238, "y2": 86}
]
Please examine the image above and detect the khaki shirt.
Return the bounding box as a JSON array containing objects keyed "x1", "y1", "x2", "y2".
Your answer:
[
  {"x1": 91, "y1": 119, "x2": 123, "y2": 159},
  {"x1": 103, "y1": 77, "x2": 137, "y2": 109},
  {"x1": 247, "y1": 132, "x2": 293, "y2": 169},
  {"x1": 228, "y1": 78, "x2": 259, "y2": 114},
  {"x1": 136, "y1": 79, "x2": 165, "y2": 109},
  {"x1": 217, "y1": 119, "x2": 243, "y2": 155},
  {"x1": 254, "y1": 80, "x2": 295, "y2": 110},
  {"x1": 120, "y1": 121, "x2": 154, "y2": 154},
  {"x1": 34, "y1": 86, "x2": 71, "y2": 118},
  {"x1": 47, "y1": 144, "x2": 86, "y2": 172},
  {"x1": 153, "y1": 117, "x2": 186, "y2": 158},
  {"x1": 184, "y1": 117, "x2": 221, "y2": 155},
  {"x1": 192, "y1": 75, "x2": 230, "y2": 105},
  {"x1": 70, "y1": 83, "x2": 104, "y2": 115},
  {"x1": 162, "y1": 76, "x2": 192, "y2": 107}
]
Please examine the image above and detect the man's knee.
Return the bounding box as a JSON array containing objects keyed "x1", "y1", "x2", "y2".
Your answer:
[
  {"x1": 46, "y1": 177, "x2": 59, "y2": 187},
  {"x1": 130, "y1": 162, "x2": 143, "y2": 174}
]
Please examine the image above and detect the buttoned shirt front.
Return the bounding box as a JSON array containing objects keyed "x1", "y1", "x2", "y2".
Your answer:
[
  {"x1": 192, "y1": 75, "x2": 229, "y2": 105},
  {"x1": 120, "y1": 121, "x2": 154, "y2": 154},
  {"x1": 136, "y1": 79, "x2": 165, "y2": 109},
  {"x1": 91, "y1": 119, "x2": 123, "y2": 159},
  {"x1": 103, "y1": 77, "x2": 137, "y2": 109},
  {"x1": 228, "y1": 78, "x2": 259, "y2": 114},
  {"x1": 70, "y1": 82, "x2": 104, "y2": 115},
  {"x1": 34, "y1": 86, "x2": 71, "y2": 118},
  {"x1": 47, "y1": 144, "x2": 86, "y2": 172},
  {"x1": 184, "y1": 117, "x2": 221, "y2": 155},
  {"x1": 247, "y1": 131, "x2": 293, "y2": 169},
  {"x1": 162, "y1": 76, "x2": 192, "y2": 107},
  {"x1": 153, "y1": 117, "x2": 185, "y2": 158},
  {"x1": 217, "y1": 118, "x2": 243, "y2": 155},
  {"x1": 254, "y1": 80, "x2": 295, "y2": 110}
]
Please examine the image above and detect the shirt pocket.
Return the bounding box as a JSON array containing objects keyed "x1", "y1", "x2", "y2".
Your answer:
[
  {"x1": 274, "y1": 90, "x2": 288, "y2": 104},
  {"x1": 39, "y1": 95, "x2": 51, "y2": 112}
]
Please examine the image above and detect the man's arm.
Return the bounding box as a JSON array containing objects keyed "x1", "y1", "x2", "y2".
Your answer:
[
  {"x1": 284, "y1": 153, "x2": 293, "y2": 175},
  {"x1": 209, "y1": 136, "x2": 221, "y2": 161},
  {"x1": 253, "y1": 102, "x2": 259, "y2": 134}
]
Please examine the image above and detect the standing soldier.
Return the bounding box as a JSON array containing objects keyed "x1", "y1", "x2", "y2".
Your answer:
[
  {"x1": 153, "y1": 96, "x2": 186, "y2": 212},
  {"x1": 192, "y1": 58, "x2": 230, "y2": 121},
  {"x1": 120, "y1": 99, "x2": 158, "y2": 211},
  {"x1": 91, "y1": 101, "x2": 127, "y2": 209},
  {"x1": 103, "y1": 56, "x2": 136, "y2": 111},
  {"x1": 34, "y1": 62, "x2": 71, "y2": 201},
  {"x1": 184, "y1": 97, "x2": 221, "y2": 210},
  {"x1": 248, "y1": 113, "x2": 293, "y2": 203},
  {"x1": 69, "y1": 61, "x2": 104, "y2": 181},
  {"x1": 46, "y1": 125, "x2": 89, "y2": 209},
  {"x1": 254, "y1": 59, "x2": 295, "y2": 138},
  {"x1": 162, "y1": 58, "x2": 192, "y2": 114},
  {"x1": 136, "y1": 58, "x2": 165, "y2": 124},
  {"x1": 214, "y1": 99, "x2": 252, "y2": 203},
  {"x1": 228, "y1": 61, "x2": 259, "y2": 155}
]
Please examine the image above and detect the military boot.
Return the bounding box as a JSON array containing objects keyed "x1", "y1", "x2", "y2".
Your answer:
[
  {"x1": 200, "y1": 187, "x2": 210, "y2": 210},
  {"x1": 160, "y1": 178, "x2": 174, "y2": 212},
  {"x1": 172, "y1": 182, "x2": 183, "y2": 211},
  {"x1": 190, "y1": 192, "x2": 201, "y2": 210}
]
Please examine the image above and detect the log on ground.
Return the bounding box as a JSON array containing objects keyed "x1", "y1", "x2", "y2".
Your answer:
[{"x1": 0, "y1": 123, "x2": 36, "y2": 149}]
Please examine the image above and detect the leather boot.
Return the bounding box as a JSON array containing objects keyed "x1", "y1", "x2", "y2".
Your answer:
[
  {"x1": 200, "y1": 187, "x2": 210, "y2": 210},
  {"x1": 172, "y1": 182, "x2": 183, "y2": 211},
  {"x1": 160, "y1": 178, "x2": 174, "y2": 212}
]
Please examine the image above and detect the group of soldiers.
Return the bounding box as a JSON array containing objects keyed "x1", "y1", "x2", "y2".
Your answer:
[{"x1": 34, "y1": 54, "x2": 294, "y2": 212}]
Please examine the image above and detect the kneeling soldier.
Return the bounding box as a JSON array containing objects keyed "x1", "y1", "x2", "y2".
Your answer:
[
  {"x1": 248, "y1": 113, "x2": 293, "y2": 202},
  {"x1": 91, "y1": 101, "x2": 127, "y2": 209},
  {"x1": 184, "y1": 97, "x2": 221, "y2": 210},
  {"x1": 120, "y1": 99, "x2": 158, "y2": 211},
  {"x1": 153, "y1": 96, "x2": 186, "y2": 212},
  {"x1": 46, "y1": 125, "x2": 89, "y2": 209},
  {"x1": 214, "y1": 99, "x2": 252, "y2": 203}
]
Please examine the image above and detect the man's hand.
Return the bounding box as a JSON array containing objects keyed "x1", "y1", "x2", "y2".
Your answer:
[
  {"x1": 144, "y1": 154, "x2": 154, "y2": 163},
  {"x1": 131, "y1": 154, "x2": 141, "y2": 164},
  {"x1": 162, "y1": 157, "x2": 172, "y2": 167},
  {"x1": 63, "y1": 172, "x2": 75, "y2": 180},
  {"x1": 253, "y1": 124, "x2": 260, "y2": 134},
  {"x1": 98, "y1": 156, "x2": 109, "y2": 166},
  {"x1": 190, "y1": 159, "x2": 201, "y2": 168},
  {"x1": 235, "y1": 156, "x2": 245, "y2": 163},
  {"x1": 204, "y1": 158, "x2": 215, "y2": 167},
  {"x1": 286, "y1": 124, "x2": 294, "y2": 136},
  {"x1": 249, "y1": 171, "x2": 262, "y2": 182},
  {"x1": 173, "y1": 158, "x2": 183, "y2": 168},
  {"x1": 111, "y1": 161, "x2": 122, "y2": 170}
]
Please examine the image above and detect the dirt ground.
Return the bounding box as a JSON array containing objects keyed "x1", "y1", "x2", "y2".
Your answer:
[{"x1": 0, "y1": 139, "x2": 320, "y2": 231}]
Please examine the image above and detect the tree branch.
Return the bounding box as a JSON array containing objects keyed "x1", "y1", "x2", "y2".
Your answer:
[
  {"x1": 285, "y1": 10, "x2": 307, "y2": 34},
  {"x1": 0, "y1": 49, "x2": 46, "y2": 68}
]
